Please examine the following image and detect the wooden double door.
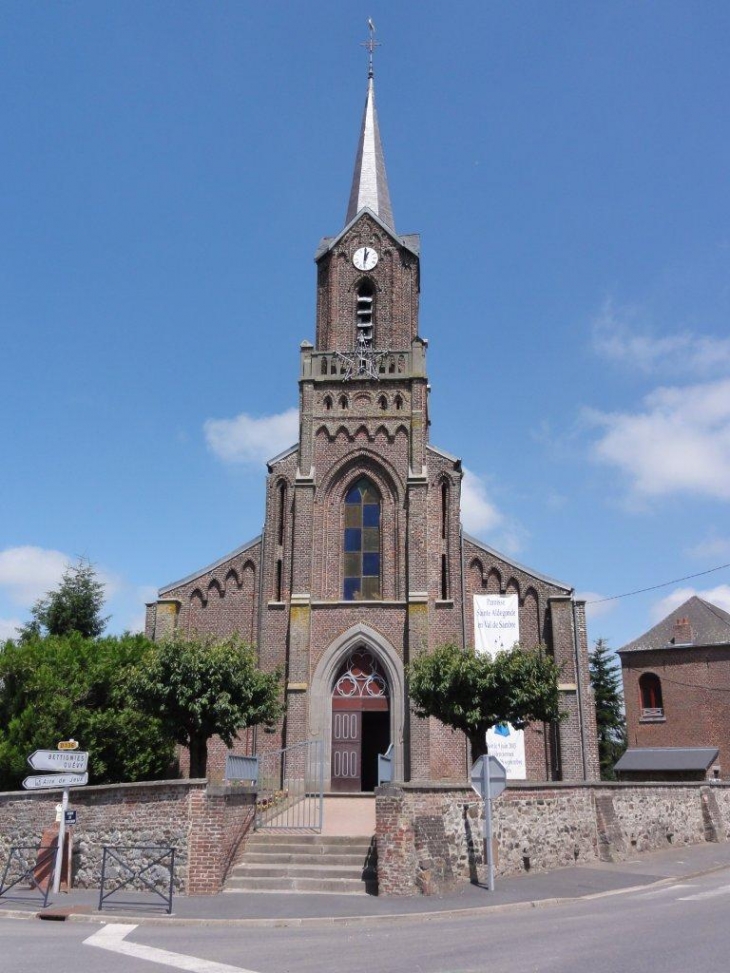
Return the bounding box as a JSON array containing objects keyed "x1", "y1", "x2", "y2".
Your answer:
[{"x1": 330, "y1": 648, "x2": 390, "y2": 792}]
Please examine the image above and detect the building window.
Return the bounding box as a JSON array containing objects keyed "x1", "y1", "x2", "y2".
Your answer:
[
  {"x1": 277, "y1": 481, "x2": 287, "y2": 547},
  {"x1": 356, "y1": 280, "x2": 375, "y2": 347},
  {"x1": 440, "y1": 554, "x2": 448, "y2": 601},
  {"x1": 343, "y1": 477, "x2": 381, "y2": 600},
  {"x1": 441, "y1": 482, "x2": 448, "y2": 540},
  {"x1": 639, "y1": 672, "x2": 664, "y2": 719}
]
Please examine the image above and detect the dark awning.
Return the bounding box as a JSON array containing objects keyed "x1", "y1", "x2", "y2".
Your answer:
[{"x1": 614, "y1": 747, "x2": 719, "y2": 773}]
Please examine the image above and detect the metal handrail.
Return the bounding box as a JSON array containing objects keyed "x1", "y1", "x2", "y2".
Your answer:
[{"x1": 255, "y1": 739, "x2": 324, "y2": 831}]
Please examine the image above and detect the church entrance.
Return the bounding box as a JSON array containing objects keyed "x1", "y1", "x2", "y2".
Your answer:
[{"x1": 331, "y1": 648, "x2": 390, "y2": 792}]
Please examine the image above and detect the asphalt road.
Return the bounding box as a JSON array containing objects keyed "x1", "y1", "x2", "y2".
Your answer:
[{"x1": 3, "y1": 866, "x2": 730, "y2": 973}]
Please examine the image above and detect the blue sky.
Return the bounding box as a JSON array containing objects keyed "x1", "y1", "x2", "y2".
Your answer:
[{"x1": 2, "y1": 2, "x2": 729, "y2": 656}]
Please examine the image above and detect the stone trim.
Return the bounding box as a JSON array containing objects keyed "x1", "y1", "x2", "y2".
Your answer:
[{"x1": 309, "y1": 622, "x2": 406, "y2": 789}]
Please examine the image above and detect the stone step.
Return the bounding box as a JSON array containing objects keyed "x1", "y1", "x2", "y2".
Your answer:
[
  {"x1": 242, "y1": 851, "x2": 369, "y2": 866},
  {"x1": 245, "y1": 839, "x2": 372, "y2": 855},
  {"x1": 227, "y1": 829, "x2": 377, "y2": 895},
  {"x1": 247, "y1": 833, "x2": 372, "y2": 846},
  {"x1": 225, "y1": 875, "x2": 374, "y2": 894},
  {"x1": 232, "y1": 863, "x2": 374, "y2": 880}
]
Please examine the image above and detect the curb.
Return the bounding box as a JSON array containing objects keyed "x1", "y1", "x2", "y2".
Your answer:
[{"x1": 1, "y1": 858, "x2": 728, "y2": 929}]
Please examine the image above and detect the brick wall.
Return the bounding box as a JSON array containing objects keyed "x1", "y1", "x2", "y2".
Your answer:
[
  {"x1": 375, "y1": 780, "x2": 730, "y2": 896},
  {"x1": 621, "y1": 646, "x2": 730, "y2": 778},
  {"x1": 0, "y1": 779, "x2": 255, "y2": 895}
]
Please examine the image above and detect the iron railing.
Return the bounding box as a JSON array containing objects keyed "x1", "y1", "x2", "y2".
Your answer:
[
  {"x1": 0, "y1": 844, "x2": 57, "y2": 908},
  {"x1": 98, "y1": 845, "x2": 176, "y2": 914},
  {"x1": 255, "y1": 739, "x2": 324, "y2": 831}
]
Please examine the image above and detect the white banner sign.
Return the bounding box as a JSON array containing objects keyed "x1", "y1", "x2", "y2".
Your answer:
[
  {"x1": 474, "y1": 593, "x2": 520, "y2": 658},
  {"x1": 474, "y1": 593, "x2": 526, "y2": 779},
  {"x1": 486, "y1": 722, "x2": 526, "y2": 778}
]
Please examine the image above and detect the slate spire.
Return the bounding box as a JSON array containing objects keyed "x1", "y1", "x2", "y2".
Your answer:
[{"x1": 345, "y1": 55, "x2": 395, "y2": 232}]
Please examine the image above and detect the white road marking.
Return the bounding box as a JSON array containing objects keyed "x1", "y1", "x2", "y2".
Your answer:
[
  {"x1": 84, "y1": 923, "x2": 261, "y2": 973},
  {"x1": 634, "y1": 883, "x2": 696, "y2": 898},
  {"x1": 678, "y1": 883, "x2": 730, "y2": 902}
]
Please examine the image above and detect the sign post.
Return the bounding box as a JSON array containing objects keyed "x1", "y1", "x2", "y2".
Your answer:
[
  {"x1": 23, "y1": 741, "x2": 88, "y2": 895},
  {"x1": 471, "y1": 754, "x2": 507, "y2": 892},
  {"x1": 52, "y1": 788, "x2": 70, "y2": 894}
]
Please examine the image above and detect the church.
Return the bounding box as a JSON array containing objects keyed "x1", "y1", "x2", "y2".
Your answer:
[{"x1": 145, "y1": 51, "x2": 599, "y2": 790}]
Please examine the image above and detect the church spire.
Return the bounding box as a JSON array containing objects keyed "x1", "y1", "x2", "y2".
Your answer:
[{"x1": 345, "y1": 22, "x2": 395, "y2": 232}]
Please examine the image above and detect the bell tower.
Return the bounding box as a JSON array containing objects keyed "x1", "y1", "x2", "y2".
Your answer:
[
  {"x1": 299, "y1": 57, "x2": 428, "y2": 489},
  {"x1": 257, "y1": 29, "x2": 458, "y2": 785}
]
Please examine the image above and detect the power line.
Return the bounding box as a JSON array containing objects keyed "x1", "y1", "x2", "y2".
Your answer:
[{"x1": 586, "y1": 562, "x2": 730, "y2": 605}]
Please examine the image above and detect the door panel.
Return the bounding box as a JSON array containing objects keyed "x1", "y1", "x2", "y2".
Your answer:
[{"x1": 331, "y1": 710, "x2": 362, "y2": 791}]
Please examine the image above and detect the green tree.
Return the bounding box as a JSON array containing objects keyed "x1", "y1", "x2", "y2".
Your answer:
[
  {"x1": 18, "y1": 559, "x2": 108, "y2": 640},
  {"x1": 589, "y1": 637, "x2": 627, "y2": 779},
  {"x1": 408, "y1": 642, "x2": 563, "y2": 762},
  {"x1": 0, "y1": 632, "x2": 175, "y2": 790},
  {"x1": 132, "y1": 634, "x2": 282, "y2": 778}
]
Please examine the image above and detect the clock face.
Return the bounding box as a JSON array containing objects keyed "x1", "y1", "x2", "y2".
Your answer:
[{"x1": 353, "y1": 246, "x2": 379, "y2": 271}]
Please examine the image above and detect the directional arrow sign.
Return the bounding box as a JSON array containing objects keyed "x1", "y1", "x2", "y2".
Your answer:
[
  {"x1": 28, "y1": 750, "x2": 89, "y2": 773},
  {"x1": 23, "y1": 772, "x2": 88, "y2": 790}
]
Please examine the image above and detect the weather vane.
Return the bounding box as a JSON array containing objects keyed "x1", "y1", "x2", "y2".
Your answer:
[{"x1": 362, "y1": 18, "x2": 380, "y2": 79}]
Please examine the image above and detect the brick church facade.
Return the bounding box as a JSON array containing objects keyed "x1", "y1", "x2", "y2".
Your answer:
[{"x1": 145, "y1": 67, "x2": 599, "y2": 789}]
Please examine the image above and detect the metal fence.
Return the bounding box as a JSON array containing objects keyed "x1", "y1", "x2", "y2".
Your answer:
[
  {"x1": 0, "y1": 844, "x2": 57, "y2": 908},
  {"x1": 255, "y1": 739, "x2": 324, "y2": 831},
  {"x1": 98, "y1": 845, "x2": 176, "y2": 914}
]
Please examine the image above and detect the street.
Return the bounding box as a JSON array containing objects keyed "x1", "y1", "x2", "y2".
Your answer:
[{"x1": 2, "y1": 865, "x2": 729, "y2": 973}]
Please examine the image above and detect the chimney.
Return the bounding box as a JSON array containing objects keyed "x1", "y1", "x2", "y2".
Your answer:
[{"x1": 671, "y1": 617, "x2": 693, "y2": 645}]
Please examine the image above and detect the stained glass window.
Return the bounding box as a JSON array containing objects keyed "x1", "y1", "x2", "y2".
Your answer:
[{"x1": 343, "y1": 478, "x2": 381, "y2": 600}]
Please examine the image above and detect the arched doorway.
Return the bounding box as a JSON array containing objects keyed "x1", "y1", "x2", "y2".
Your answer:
[{"x1": 331, "y1": 647, "x2": 390, "y2": 792}]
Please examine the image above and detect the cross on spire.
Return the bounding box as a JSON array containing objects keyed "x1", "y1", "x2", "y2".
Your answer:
[
  {"x1": 362, "y1": 18, "x2": 380, "y2": 79},
  {"x1": 346, "y1": 19, "x2": 394, "y2": 230}
]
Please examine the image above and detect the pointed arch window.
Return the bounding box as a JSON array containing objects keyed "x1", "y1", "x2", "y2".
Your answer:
[
  {"x1": 356, "y1": 280, "x2": 375, "y2": 347},
  {"x1": 343, "y1": 477, "x2": 381, "y2": 600}
]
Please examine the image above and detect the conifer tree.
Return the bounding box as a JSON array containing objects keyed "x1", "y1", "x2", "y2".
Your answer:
[
  {"x1": 589, "y1": 637, "x2": 627, "y2": 779},
  {"x1": 18, "y1": 559, "x2": 108, "y2": 640}
]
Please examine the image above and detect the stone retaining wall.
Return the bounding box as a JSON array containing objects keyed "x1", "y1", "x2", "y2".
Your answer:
[
  {"x1": 0, "y1": 779, "x2": 255, "y2": 895},
  {"x1": 375, "y1": 780, "x2": 730, "y2": 896}
]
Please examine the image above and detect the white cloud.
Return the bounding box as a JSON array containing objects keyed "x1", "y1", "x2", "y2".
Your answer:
[
  {"x1": 0, "y1": 546, "x2": 121, "y2": 620},
  {"x1": 651, "y1": 584, "x2": 730, "y2": 622},
  {"x1": 592, "y1": 299, "x2": 730, "y2": 376},
  {"x1": 576, "y1": 592, "x2": 617, "y2": 621},
  {"x1": 123, "y1": 612, "x2": 147, "y2": 634},
  {"x1": 0, "y1": 546, "x2": 70, "y2": 606},
  {"x1": 204, "y1": 408, "x2": 299, "y2": 466},
  {"x1": 460, "y1": 468, "x2": 503, "y2": 535},
  {"x1": 587, "y1": 378, "x2": 730, "y2": 501},
  {"x1": 122, "y1": 586, "x2": 159, "y2": 633},
  {"x1": 686, "y1": 536, "x2": 730, "y2": 560},
  {"x1": 0, "y1": 617, "x2": 22, "y2": 641}
]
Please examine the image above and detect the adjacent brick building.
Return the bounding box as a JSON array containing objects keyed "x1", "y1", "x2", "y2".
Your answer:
[
  {"x1": 618, "y1": 596, "x2": 730, "y2": 780},
  {"x1": 145, "y1": 67, "x2": 599, "y2": 789}
]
